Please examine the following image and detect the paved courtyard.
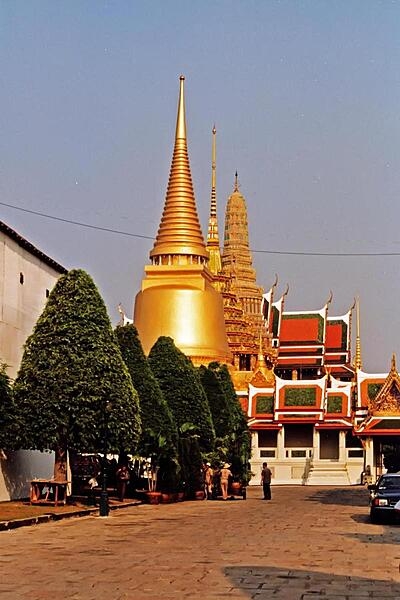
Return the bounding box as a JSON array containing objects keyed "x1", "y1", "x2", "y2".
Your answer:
[{"x1": 1, "y1": 485, "x2": 400, "y2": 599}]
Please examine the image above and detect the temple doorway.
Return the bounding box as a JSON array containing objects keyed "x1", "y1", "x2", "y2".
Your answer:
[
  {"x1": 319, "y1": 430, "x2": 339, "y2": 460},
  {"x1": 375, "y1": 437, "x2": 400, "y2": 473}
]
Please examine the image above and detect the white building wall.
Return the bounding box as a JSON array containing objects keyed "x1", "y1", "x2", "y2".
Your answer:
[
  {"x1": 0, "y1": 231, "x2": 63, "y2": 379},
  {"x1": 0, "y1": 226, "x2": 65, "y2": 500}
]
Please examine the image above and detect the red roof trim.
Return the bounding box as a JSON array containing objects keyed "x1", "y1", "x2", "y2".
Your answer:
[{"x1": 249, "y1": 423, "x2": 282, "y2": 430}]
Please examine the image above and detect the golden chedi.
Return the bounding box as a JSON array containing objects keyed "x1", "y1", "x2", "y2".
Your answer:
[{"x1": 134, "y1": 76, "x2": 231, "y2": 365}]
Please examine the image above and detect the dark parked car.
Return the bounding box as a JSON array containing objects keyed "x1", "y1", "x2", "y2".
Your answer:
[{"x1": 369, "y1": 473, "x2": 400, "y2": 523}]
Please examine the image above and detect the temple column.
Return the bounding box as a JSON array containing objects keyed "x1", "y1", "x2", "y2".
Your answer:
[
  {"x1": 251, "y1": 431, "x2": 258, "y2": 459},
  {"x1": 364, "y1": 437, "x2": 374, "y2": 478},
  {"x1": 277, "y1": 426, "x2": 285, "y2": 460},
  {"x1": 313, "y1": 427, "x2": 319, "y2": 461},
  {"x1": 339, "y1": 430, "x2": 346, "y2": 462}
]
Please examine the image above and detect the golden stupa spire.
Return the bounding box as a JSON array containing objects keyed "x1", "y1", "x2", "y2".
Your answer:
[
  {"x1": 206, "y1": 125, "x2": 222, "y2": 275},
  {"x1": 234, "y1": 171, "x2": 239, "y2": 192},
  {"x1": 134, "y1": 76, "x2": 230, "y2": 365},
  {"x1": 354, "y1": 296, "x2": 362, "y2": 370},
  {"x1": 150, "y1": 75, "x2": 208, "y2": 262}
]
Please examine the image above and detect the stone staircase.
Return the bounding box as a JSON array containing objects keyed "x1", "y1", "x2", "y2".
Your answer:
[{"x1": 307, "y1": 461, "x2": 350, "y2": 485}]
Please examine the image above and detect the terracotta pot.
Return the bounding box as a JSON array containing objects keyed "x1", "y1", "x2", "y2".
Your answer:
[
  {"x1": 230, "y1": 482, "x2": 242, "y2": 496},
  {"x1": 195, "y1": 490, "x2": 205, "y2": 501},
  {"x1": 161, "y1": 492, "x2": 173, "y2": 504},
  {"x1": 146, "y1": 491, "x2": 162, "y2": 505}
]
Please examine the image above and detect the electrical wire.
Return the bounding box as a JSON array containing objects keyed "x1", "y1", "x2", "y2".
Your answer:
[{"x1": 1, "y1": 199, "x2": 400, "y2": 257}]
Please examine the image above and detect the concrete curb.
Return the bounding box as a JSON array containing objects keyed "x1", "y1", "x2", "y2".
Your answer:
[{"x1": 0, "y1": 499, "x2": 142, "y2": 532}]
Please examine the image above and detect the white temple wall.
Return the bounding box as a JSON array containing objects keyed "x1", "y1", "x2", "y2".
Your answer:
[
  {"x1": 0, "y1": 450, "x2": 54, "y2": 501},
  {"x1": 250, "y1": 424, "x2": 364, "y2": 485},
  {"x1": 0, "y1": 230, "x2": 63, "y2": 379},
  {"x1": 0, "y1": 226, "x2": 65, "y2": 500}
]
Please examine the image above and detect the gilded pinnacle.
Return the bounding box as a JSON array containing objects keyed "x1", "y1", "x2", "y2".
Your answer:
[
  {"x1": 207, "y1": 124, "x2": 222, "y2": 275},
  {"x1": 150, "y1": 76, "x2": 208, "y2": 261}
]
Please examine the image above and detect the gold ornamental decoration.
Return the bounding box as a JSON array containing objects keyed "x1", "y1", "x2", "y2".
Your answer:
[
  {"x1": 150, "y1": 76, "x2": 208, "y2": 262},
  {"x1": 369, "y1": 354, "x2": 400, "y2": 415}
]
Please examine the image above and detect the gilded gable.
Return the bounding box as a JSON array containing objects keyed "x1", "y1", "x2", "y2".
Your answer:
[{"x1": 369, "y1": 355, "x2": 400, "y2": 416}]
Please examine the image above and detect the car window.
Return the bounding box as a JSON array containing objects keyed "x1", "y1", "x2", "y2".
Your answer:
[{"x1": 378, "y1": 476, "x2": 400, "y2": 489}]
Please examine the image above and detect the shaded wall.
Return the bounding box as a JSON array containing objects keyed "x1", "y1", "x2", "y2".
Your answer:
[{"x1": 0, "y1": 450, "x2": 54, "y2": 501}]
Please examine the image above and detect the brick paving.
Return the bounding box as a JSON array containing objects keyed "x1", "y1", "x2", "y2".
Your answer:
[{"x1": 1, "y1": 485, "x2": 400, "y2": 599}]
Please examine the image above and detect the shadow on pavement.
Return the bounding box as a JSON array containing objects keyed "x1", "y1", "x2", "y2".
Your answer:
[
  {"x1": 224, "y1": 565, "x2": 400, "y2": 598},
  {"x1": 304, "y1": 487, "x2": 369, "y2": 506},
  {"x1": 350, "y1": 512, "x2": 370, "y2": 524},
  {"x1": 344, "y1": 530, "x2": 400, "y2": 546}
]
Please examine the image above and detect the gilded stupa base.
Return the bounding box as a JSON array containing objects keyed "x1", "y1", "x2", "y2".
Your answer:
[{"x1": 134, "y1": 264, "x2": 231, "y2": 366}]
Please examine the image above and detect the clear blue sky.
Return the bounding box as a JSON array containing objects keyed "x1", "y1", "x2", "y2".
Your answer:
[{"x1": 1, "y1": 1, "x2": 400, "y2": 371}]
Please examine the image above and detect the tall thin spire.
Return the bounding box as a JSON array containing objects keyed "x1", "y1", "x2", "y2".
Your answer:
[
  {"x1": 206, "y1": 125, "x2": 222, "y2": 275},
  {"x1": 234, "y1": 171, "x2": 239, "y2": 191},
  {"x1": 150, "y1": 75, "x2": 208, "y2": 262},
  {"x1": 355, "y1": 296, "x2": 362, "y2": 370},
  {"x1": 210, "y1": 125, "x2": 217, "y2": 220}
]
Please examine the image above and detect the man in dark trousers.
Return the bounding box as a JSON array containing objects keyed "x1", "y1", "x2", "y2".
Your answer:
[{"x1": 261, "y1": 462, "x2": 272, "y2": 500}]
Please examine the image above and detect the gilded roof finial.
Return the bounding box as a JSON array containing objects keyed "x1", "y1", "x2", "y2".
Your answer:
[
  {"x1": 254, "y1": 325, "x2": 268, "y2": 373},
  {"x1": 354, "y1": 296, "x2": 362, "y2": 370},
  {"x1": 206, "y1": 124, "x2": 222, "y2": 274},
  {"x1": 234, "y1": 171, "x2": 239, "y2": 192},
  {"x1": 150, "y1": 76, "x2": 208, "y2": 261},
  {"x1": 210, "y1": 125, "x2": 217, "y2": 220},
  {"x1": 391, "y1": 353, "x2": 397, "y2": 373},
  {"x1": 176, "y1": 75, "x2": 186, "y2": 140}
]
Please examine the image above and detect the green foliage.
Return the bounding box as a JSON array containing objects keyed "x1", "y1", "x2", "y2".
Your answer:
[
  {"x1": 326, "y1": 395, "x2": 343, "y2": 414},
  {"x1": 255, "y1": 395, "x2": 274, "y2": 414},
  {"x1": 178, "y1": 434, "x2": 203, "y2": 498},
  {"x1": 284, "y1": 387, "x2": 316, "y2": 406},
  {"x1": 148, "y1": 337, "x2": 215, "y2": 452},
  {"x1": 0, "y1": 363, "x2": 15, "y2": 449},
  {"x1": 115, "y1": 325, "x2": 177, "y2": 456},
  {"x1": 13, "y1": 269, "x2": 141, "y2": 455},
  {"x1": 207, "y1": 362, "x2": 252, "y2": 485},
  {"x1": 115, "y1": 325, "x2": 179, "y2": 492},
  {"x1": 198, "y1": 365, "x2": 232, "y2": 439}
]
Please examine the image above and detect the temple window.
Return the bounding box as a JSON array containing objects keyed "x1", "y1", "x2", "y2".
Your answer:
[
  {"x1": 284, "y1": 424, "x2": 313, "y2": 448},
  {"x1": 258, "y1": 430, "x2": 277, "y2": 448},
  {"x1": 19, "y1": 272, "x2": 24, "y2": 285}
]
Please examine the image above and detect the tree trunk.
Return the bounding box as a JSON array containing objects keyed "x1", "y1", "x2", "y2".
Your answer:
[{"x1": 54, "y1": 443, "x2": 68, "y2": 481}]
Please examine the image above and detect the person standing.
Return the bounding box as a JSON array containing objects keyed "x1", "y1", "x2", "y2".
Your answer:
[
  {"x1": 261, "y1": 462, "x2": 272, "y2": 500},
  {"x1": 204, "y1": 462, "x2": 213, "y2": 500},
  {"x1": 220, "y1": 463, "x2": 232, "y2": 500},
  {"x1": 116, "y1": 464, "x2": 130, "y2": 502}
]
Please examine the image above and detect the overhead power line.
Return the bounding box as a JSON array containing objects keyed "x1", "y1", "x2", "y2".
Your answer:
[
  {"x1": 1, "y1": 199, "x2": 400, "y2": 257},
  {"x1": 0, "y1": 200, "x2": 153, "y2": 240}
]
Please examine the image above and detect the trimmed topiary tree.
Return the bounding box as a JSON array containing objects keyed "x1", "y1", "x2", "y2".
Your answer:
[
  {"x1": 115, "y1": 324, "x2": 179, "y2": 491},
  {"x1": 148, "y1": 337, "x2": 215, "y2": 453},
  {"x1": 208, "y1": 362, "x2": 252, "y2": 484},
  {"x1": 198, "y1": 365, "x2": 232, "y2": 440},
  {"x1": 0, "y1": 363, "x2": 15, "y2": 450},
  {"x1": 13, "y1": 269, "x2": 141, "y2": 480}
]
